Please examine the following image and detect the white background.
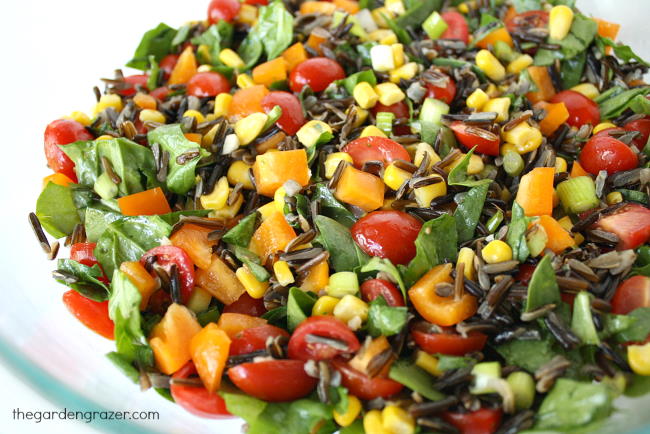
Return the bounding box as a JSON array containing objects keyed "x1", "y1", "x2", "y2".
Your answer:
[{"x1": 0, "y1": 1, "x2": 649, "y2": 433}]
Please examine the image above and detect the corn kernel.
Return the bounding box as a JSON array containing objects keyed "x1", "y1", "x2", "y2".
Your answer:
[
  {"x1": 210, "y1": 192, "x2": 243, "y2": 218},
  {"x1": 593, "y1": 122, "x2": 616, "y2": 135},
  {"x1": 361, "y1": 125, "x2": 388, "y2": 138},
  {"x1": 383, "y1": 163, "x2": 412, "y2": 190},
  {"x1": 415, "y1": 351, "x2": 442, "y2": 376},
  {"x1": 200, "y1": 176, "x2": 229, "y2": 210},
  {"x1": 139, "y1": 109, "x2": 166, "y2": 124},
  {"x1": 237, "y1": 73, "x2": 255, "y2": 89},
  {"x1": 500, "y1": 143, "x2": 517, "y2": 156},
  {"x1": 197, "y1": 64, "x2": 212, "y2": 73},
  {"x1": 482, "y1": 97, "x2": 511, "y2": 122},
  {"x1": 214, "y1": 93, "x2": 233, "y2": 118},
  {"x1": 353, "y1": 82, "x2": 379, "y2": 109},
  {"x1": 457, "y1": 247, "x2": 476, "y2": 280},
  {"x1": 369, "y1": 29, "x2": 398, "y2": 44},
  {"x1": 476, "y1": 49, "x2": 506, "y2": 82},
  {"x1": 227, "y1": 160, "x2": 254, "y2": 189},
  {"x1": 324, "y1": 152, "x2": 353, "y2": 179},
  {"x1": 333, "y1": 395, "x2": 362, "y2": 427},
  {"x1": 69, "y1": 111, "x2": 91, "y2": 126},
  {"x1": 466, "y1": 88, "x2": 489, "y2": 111},
  {"x1": 371, "y1": 7, "x2": 394, "y2": 28},
  {"x1": 273, "y1": 261, "x2": 295, "y2": 286},
  {"x1": 93, "y1": 94, "x2": 123, "y2": 115},
  {"x1": 375, "y1": 82, "x2": 405, "y2": 106},
  {"x1": 555, "y1": 156, "x2": 568, "y2": 173},
  {"x1": 333, "y1": 295, "x2": 369, "y2": 327},
  {"x1": 502, "y1": 122, "x2": 543, "y2": 154},
  {"x1": 606, "y1": 191, "x2": 623, "y2": 205},
  {"x1": 485, "y1": 83, "x2": 499, "y2": 98},
  {"x1": 571, "y1": 83, "x2": 600, "y2": 100},
  {"x1": 237, "y1": 3, "x2": 258, "y2": 26},
  {"x1": 389, "y1": 62, "x2": 419, "y2": 83},
  {"x1": 274, "y1": 186, "x2": 287, "y2": 212},
  {"x1": 385, "y1": 0, "x2": 405, "y2": 15},
  {"x1": 96, "y1": 135, "x2": 113, "y2": 141},
  {"x1": 235, "y1": 112, "x2": 268, "y2": 145},
  {"x1": 549, "y1": 5, "x2": 574, "y2": 41},
  {"x1": 414, "y1": 142, "x2": 441, "y2": 170},
  {"x1": 481, "y1": 240, "x2": 513, "y2": 264},
  {"x1": 257, "y1": 202, "x2": 277, "y2": 221},
  {"x1": 370, "y1": 45, "x2": 396, "y2": 72},
  {"x1": 414, "y1": 174, "x2": 446, "y2": 207},
  {"x1": 629, "y1": 343, "x2": 650, "y2": 376},
  {"x1": 467, "y1": 154, "x2": 485, "y2": 175},
  {"x1": 219, "y1": 49, "x2": 245, "y2": 68},
  {"x1": 312, "y1": 296, "x2": 340, "y2": 316},
  {"x1": 391, "y1": 44, "x2": 405, "y2": 68},
  {"x1": 364, "y1": 410, "x2": 388, "y2": 434},
  {"x1": 382, "y1": 405, "x2": 415, "y2": 434},
  {"x1": 348, "y1": 105, "x2": 369, "y2": 127},
  {"x1": 507, "y1": 54, "x2": 534, "y2": 75},
  {"x1": 183, "y1": 109, "x2": 206, "y2": 123},
  {"x1": 236, "y1": 266, "x2": 269, "y2": 299}
]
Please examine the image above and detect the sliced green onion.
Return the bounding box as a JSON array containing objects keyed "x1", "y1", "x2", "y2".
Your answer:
[
  {"x1": 327, "y1": 271, "x2": 359, "y2": 298},
  {"x1": 507, "y1": 371, "x2": 535, "y2": 410},
  {"x1": 556, "y1": 176, "x2": 600, "y2": 214},
  {"x1": 571, "y1": 291, "x2": 600, "y2": 345},
  {"x1": 503, "y1": 151, "x2": 524, "y2": 177},
  {"x1": 526, "y1": 222, "x2": 548, "y2": 257},
  {"x1": 376, "y1": 111, "x2": 395, "y2": 135},
  {"x1": 422, "y1": 11, "x2": 448, "y2": 40},
  {"x1": 262, "y1": 105, "x2": 283, "y2": 132},
  {"x1": 486, "y1": 210, "x2": 504, "y2": 233}
]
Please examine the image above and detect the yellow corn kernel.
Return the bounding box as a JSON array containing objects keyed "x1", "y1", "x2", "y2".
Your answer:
[
  {"x1": 227, "y1": 160, "x2": 254, "y2": 189},
  {"x1": 369, "y1": 29, "x2": 398, "y2": 44},
  {"x1": 333, "y1": 295, "x2": 369, "y2": 326},
  {"x1": 485, "y1": 83, "x2": 499, "y2": 98},
  {"x1": 558, "y1": 216, "x2": 582, "y2": 245},
  {"x1": 214, "y1": 93, "x2": 233, "y2": 118},
  {"x1": 348, "y1": 105, "x2": 369, "y2": 128},
  {"x1": 507, "y1": 54, "x2": 534, "y2": 75},
  {"x1": 236, "y1": 266, "x2": 269, "y2": 299},
  {"x1": 383, "y1": 163, "x2": 412, "y2": 190},
  {"x1": 138, "y1": 109, "x2": 165, "y2": 124},
  {"x1": 382, "y1": 405, "x2": 416, "y2": 434},
  {"x1": 257, "y1": 202, "x2": 277, "y2": 221},
  {"x1": 629, "y1": 343, "x2": 650, "y2": 376},
  {"x1": 502, "y1": 123, "x2": 543, "y2": 154},
  {"x1": 183, "y1": 109, "x2": 206, "y2": 123},
  {"x1": 571, "y1": 83, "x2": 600, "y2": 100},
  {"x1": 500, "y1": 143, "x2": 517, "y2": 156},
  {"x1": 415, "y1": 351, "x2": 442, "y2": 376},
  {"x1": 466, "y1": 88, "x2": 489, "y2": 111},
  {"x1": 364, "y1": 410, "x2": 389, "y2": 434},
  {"x1": 361, "y1": 125, "x2": 388, "y2": 138},
  {"x1": 197, "y1": 64, "x2": 213, "y2": 73},
  {"x1": 69, "y1": 111, "x2": 91, "y2": 126},
  {"x1": 274, "y1": 186, "x2": 287, "y2": 212},
  {"x1": 549, "y1": 5, "x2": 574, "y2": 41},
  {"x1": 273, "y1": 261, "x2": 295, "y2": 287},
  {"x1": 482, "y1": 97, "x2": 511, "y2": 123},
  {"x1": 237, "y1": 3, "x2": 258, "y2": 26},
  {"x1": 414, "y1": 174, "x2": 447, "y2": 207},
  {"x1": 482, "y1": 240, "x2": 513, "y2": 264},
  {"x1": 391, "y1": 44, "x2": 405, "y2": 68},
  {"x1": 593, "y1": 122, "x2": 616, "y2": 135},
  {"x1": 457, "y1": 247, "x2": 476, "y2": 281},
  {"x1": 467, "y1": 154, "x2": 485, "y2": 175},
  {"x1": 353, "y1": 82, "x2": 379, "y2": 109},
  {"x1": 476, "y1": 49, "x2": 506, "y2": 82},
  {"x1": 96, "y1": 135, "x2": 114, "y2": 141},
  {"x1": 219, "y1": 49, "x2": 245, "y2": 69},
  {"x1": 324, "y1": 152, "x2": 353, "y2": 179},
  {"x1": 211, "y1": 192, "x2": 243, "y2": 218},
  {"x1": 235, "y1": 112, "x2": 268, "y2": 145},
  {"x1": 312, "y1": 296, "x2": 340, "y2": 316},
  {"x1": 555, "y1": 156, "x2": 568, "y2": 173},
  {"x1": 93, "y1": 94, "x2": 123, "y2": 115},
  {"x1": 385, "y1": 0, "x2": 405, "y2": 15},
  {"x1": 375, "y1": 82, "x2": 406, "y2": 106},
  {"x1": 389, "y1": 63, "x2": 417, "y2": 84},
  {"x1": 236, "y1": 73, "x2": 255, "y2": 89},
  {"x1": 372, "y1": 7, "x2": 394, "y2": 29},
  {"x1": 200, "y1": 176, "x2": 229, "y2": 210},
  {"x1": 333, "y1": 395, "x2": 362, "y2": 427},
  {"x1": 414, "y1": 142, "x2": 441, "y2": 170},
  {"x1": 606, "y1": 191, "x2": 623, "y2": 205}
]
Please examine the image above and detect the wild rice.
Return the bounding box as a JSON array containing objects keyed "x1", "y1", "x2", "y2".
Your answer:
[
  {"x1": 101, "y1": 156, "x2": 122, "y2": 184},
  {"x1": 29, "y1": 212, "x2": 51, "y2": 254}
]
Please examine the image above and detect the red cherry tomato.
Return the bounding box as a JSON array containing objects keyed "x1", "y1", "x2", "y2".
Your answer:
[
  {"x1": 230, "y1": 325, "x2": 290, "y2": 356},
  {"x1": 70, "y1": 243, "x2": 98, "y2": 267},
  {"x1": 579, "y1": 135, "x2": 638, "y2": 175},
  {"x1": 371, "y1": 101, "x2": 411, "y2": 135},
  {"x1": 228, "y1": 360, "x2": 317, "y2": 402},
  {"x1": 412, "y1": 328, "x2": 488, "y2": 356},
  {"x1": 596, "y1": 204, "x2": 650, "y2": 250},
  {"x1": 515, "y1": 264, "x2": 536, "y2": 286},
  {"x1": 262, "y1": 91, "x2": 306, "y2": 135},
  {"x1": 550, "y1": 90, "x2": 600, "y2": 128},
  {"x1": 351, "y1": 211, "x2": 422, "y2": 266},
  {"x1": 425, "y1": 74, "x2": 457, "y2": 105},
  {"x1": 171, "y1": 362, "x2": 231, "y2": 418},
  {"x1": 593, "y1": 127, "x2": 626, "y2": 138},
  {"x1": 505, "y1": 10, "x2": 549, "y2": 34},
  {"x1": 44, "y1": 119, "x2": 93, "y2": 181},
  {"x1": 62, "y1": 290, "x2": 114, "y2": 340},
  {"x1": 187, "y1": 72, "x2": 231, "y2": 98},
  {"x1": 611, "y1": 276, "x2": 650, "y2": 315},
  {"x1": 360, "y1": 279, "x2": 405, "y2": 307},
  {"x1": 159, "y1": 54, "x2": 179, "y2": 79},
  {"x1": 244, "y1": 0, "x2": 268, "y2": 4},
  {"x1": 343, "y1": 136, "x2": 411, "y2": 168},
  {"x1": 147, "y1": 289, "x2": 172, "y2": 316},
  {"x1": 140, "y1": 246, "x2": 195, "y2": 303},
  {"x1": 118, "y1": 74, "x2": 149, "y2": 97},
  {"x1": 623, "y1": 118, "x2": 650, "y2": 148},
  {"x1": 223, "y1": 292, "x2": 267, "y2": 317},
  {"x1": 332, "y1": 358, "x2": 404, "y2": 400},
  {"x1": 289, "y1": 57, "x2": 345, "y2": 93},
  {"x1": 440, "y1": 11, "x2": 470, "y2": 44},
  {"x1": 450, "y1": 121, "x2": 500, "y2": 156},
  {"x1": 207, "y1": 0, "x2": 241, "y2": 23},
  {"x1": 442, "y1": 407, "x2": 503, "y2": 434},
  {"x1": 150, "y1": 86, "x2": 170, "y2": 101},
  {"x1": 287, "y1": 316, "x2": 360, "y2": 361}
]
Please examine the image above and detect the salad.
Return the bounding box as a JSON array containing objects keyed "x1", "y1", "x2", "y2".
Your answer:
[{"x1": 30, "y1": 0, "x2": 650, "y2": 432}]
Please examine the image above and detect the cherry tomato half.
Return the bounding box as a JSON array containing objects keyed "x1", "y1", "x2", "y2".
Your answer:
[
  {"x1": 223, "y1": 292, "x2": 267, "y2": 317},
  {"x1": 244, "y1": 0, "x2": 268, "y2": 4},
  {"x1": 289, "y1": 57, "x2": 345, "y2": 93},
  {"x1": 505, "y1": 10, "x2": 549, "y2": 34},
  {"x1": 623, "y1": 117, "x2": 650, "y2": 148},
  {"x1": 343, "y1": 136, "x2": 411, "y2": 168},
  {"x1": 440, "y1": 11, "x2": 470, "y2": 44},
  {"x1": 352, "y1": 211, "x2": 422, "y2": 266},
  {"x1": 450, "y1": 121, "x2": 500, "y2": 156},
  {"x1": 150, "y1": 86, "x2": 170, "y2": 101},
  {"x1": 62, "y1": 290, "x2": 114, "y2": 340},
  {"x1": 140, "y1": 246, "x2": 195, "y2": 303},
  {"x1": 442, "y1": 407, "x2": 503, "y2": 434},
  {"x1": 360, "y1": 279, "x2": 405, "y2": 307},
  {"x1": 425, "y1": 74, "x2": 457, "y2": 105},
  {"x1": 159, "y1": 54, "x2": 179, "y2": 79},
  {"x1": 230, "y1": 325, "x2": 290, "y2": 356},
  {"x1": 171, "y1": 362, "x2": 231, "y2": 418},
  {"x1": 596, "y1": 204, "x2": 650, "y2": 250},
  {"x1": 187, "y1": 72, "x2": 231, "y2": 98},
  {"x1": 371, "y1": 101, "x2": 411, "y2": 135},
  {"x1": 44, "y1": 119, "x2": 93, "y2": 181},
  {"x1": 579, "y1": 135, "x2": 638, "y2": 175},
  {"x1": 611, "y1": 276, "x2": 650, "y2": 316},
  {"x1": 228, "y1": 360, "x2": 317, "y2": 402},
  {"x1": 70, "y1": 242, "x2": 98, "y2": 267},
  {"x1": 287, "y1": 316, "x2": 360, "y2": 361},
  {"x1": 550, "y1": 90, "x2": 600, "y2": 128},
  {"x1": 207, "y1": 0, "x2": 241, "y2": 23},
  {"x1": 262, "y1": 91, "x2": 306, "y2": 135},
  {"x1": 118, "y1": 74, "x2": 149, "y2": 97},
  {"x1": 412, "y1": 328, "x2": 488, "y2": 356},
  {"x1": 332, "y1": 358, "x2": 403, "y2": 400}
]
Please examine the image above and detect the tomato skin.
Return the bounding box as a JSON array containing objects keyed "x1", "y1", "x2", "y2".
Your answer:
[
  {"x1": 289, "y1": 57, "x2": 345, "y2": 93},
  {"x1": 623, "y1": 118, "x2": 650, "y2": 148},
  {"x1": 159, "y1": 54, "x2": 179, "y2": 79},
  {"x1": 70, "y1": 243, "x2": 98, "y2": 267},
  {"x1": 550, "y1": 90, "x2": 600, "y2": 128},
  {"x1": 150, "y1": 86, "x2": 170, "y2": 101},
  {"x1": 223, "y1": 292, "x2": 267, "y2": 317},
  {"x1": 425, "y1": 75, "x2": 457, "y2": 105},
  {"x1": 440, "y1": 11, "x2": 470, "y2": 44},
  {"x1": 450, "y1": 121, "x2": 500, "y2": 156},
  {"x1": 140, "y1": 246, "x2": 195, "y2": 304},
  {"x1": 505, "y1": 10, "x2": 549, "y2": 34},
  {"x1": 244, "y1": 0, "x2": 268, "y2": 4},
  {"x1": 360, "y1": 279, "x2": 405, "y2": 307},
  {"x1": 262, "y1": 91, "x2": 306, "y2": 135},
  {"x1": 118, "y1": 74, "x2": 149, "y2": 97},
  {"x1": 611, "y1": 276, "x2": 650, "y2": 315},
  {"x1": 187, "y1": 72, "x2": 231, "y2": 98},
  {"x1": 371, "y1": 101, "x2": 411, "y2": 135},
  {"x1": 579, "y1": 135, "x2": 638, "y2": 175},
  {"x1": 412, "y1": 328, "x2": 487, "y2": 356},
  {"x1": 62, "y1": 290, "x2": 114, "y2": 340},
  {"x1": 442, "y1": 408, "x2": 503, "y2": 434},
  {"x1": 44, "y1": 119, "x2": 94, "y2": 181},
  {"x1": 207, "y1": 0, "x2": 241, "y2": 23},
  {"x1": 343, "y1": 136, "x2": 411, "y2": 168},
  {"x1": 597, "y1": 204, "x2": 650, "y2": 250},
  {"x1": 515, "y1": 264, "x2": 536, "y2": 286},
  {"x1": 171, "y1": 362, "x2": 232, "y2": 418},
  {"x1": 228, "y1": 360, "x2": 317, "y2": 402},
  {"x1": 230, "y1": 325, "x2": 290, "y2": 356},
  {"x1": 287, "y1": 316, "x2": 360, "y2": 361},
  {"x1": 332, "y1": 359, "x2": 403, "y2": 400}
]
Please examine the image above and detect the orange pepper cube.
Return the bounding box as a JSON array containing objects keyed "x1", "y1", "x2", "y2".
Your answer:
[
  {"x1": 217, "y1": 313, "x2": 267, "y2": 339},
  {"x1": 117, "y1": 187, "x2": 172, "y2": 216},
  {"x1": 334, "y1": 166, "x2": 385, "y2": 212},
  {"x1": 526, "y1": 66, "x2": 556, "y2": 104},
  {"x1": 190, "y1": 323, "x2": 231, "y2": 394},
  {"x1": 249, "y1": 211, "x2": 297, "y2": 263},
  {"x1": 42, "y1": 173, "x2": 74, "y2": 189},
  {"x1": 536, "y1": 102, "x2": 569, "y2": 137},
  {"x1": 536, "y1": 215, "x2": 575, "y2": 253},
  {"x1": 149, "y1": 304, "x2": 202, "y2": 375},
  {"x1": 252, "y1": 149, "x2": 310, "y2": 197},
  {"x1": 168, "y1": 46, "x2": 198, "y2": 85},
  {"x1": 300, "y1": 260, "x2": 329, "y2": 293},
  {"x1": 252, "y1": 57, "x2": 288, "y2": 87},
  {"x1": 119, "y1": 261, "x2": 158, "y2": 310},
  {"x1": 476, "y1": 27, "x2": 513, "y2": 49},
  {"x1": 282, "y1": 42, "x2": 308, "y2": 71},
  {"x1": 196, "y1": 255, "x2": 246, "y2": 305},
  {"x1": 515, "y1": 167, "x2": 555, "y2": 217},
  {"x1": 229, "y1": 85, "x2": 270, "y2": 121},
  {"x1": 170, "y1": 223, "x2": 218, "y2": 270}
]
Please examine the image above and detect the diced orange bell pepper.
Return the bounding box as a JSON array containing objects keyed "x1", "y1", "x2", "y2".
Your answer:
[
  {"x1": 252, "y1": 57, "x2": 288, "y2": 87},
  {"x1": 307, "y1": 31, "x2": 328, "y2": 55},
  {"x1": 170, "y1": 223, "x2": 219, "y2": 270},
  {"x1": 252, "y1": 149, "x2": 311, "y2": 197},
  {"x1": 117, "y1": 187, "x2": 172, "y2": 216},
  {"x1": 229, "y1": 85, "x2": 270, "y2": 121},
  {"x1": 409, "y1": 264, "x2": 478, "y2": 327},
  {"x1": 196, "y1": 255, "x2": 246, "y2": 304},
  {"x1": 503, "y1": 6, "x2": 517, "y2": 24},
  {"x1": 535, "y1": 101, "x2": 569, "y2": 136},
  {"x1": 184, "y1": 133, "x2": 202, "y2": 144},
  {"x1": 149, "y1": 303, "x2": 202, "y2": 375},
  {"x1": 570, "y1": 161, "x2": 590, "y2": 178},
  {"x1": 300, "y1": 260, "x2": 329, "y2": 293},
  {"x1": 120, "y1": 261, "x2": 158, "y2": 310},
  {"x1": 190, "y1": 323, "x2": 231, "y2": 394},
  {"x1": 133, "y1": 93, "x2": 157, "y2": 110},
  {"x1": 333, "y1": 0, "x2": 359, "y2": 14},
  {"x1": 300, "y1": 1, "x2": 337, "y2": 15},
  {"x1": 42, "y1": 173, "x2": 74, "y2": 189},
  {"x1": 217, "y1": 313, "x2": 267, "y2": 339},
  {"x1": 515, "y1": 167, "x2": 555, "y2": 216},
  {"x1": 594, "y1": 18, "x2": 620, "y2": 54},
  {"x1": 526, "y1": 66, "x2": 556, "y2": 104},
  {"x1": 168, "y1": 46, "x2": 198, "y2": 85},
  {"x1": 535, "y1": 215, "x2": 575, "y2": 253},
  {"x1": 249, "y1": 211, "x2": 297, "y2": 263},
  {"x1": 476, "y1": 27, "x2": 513, "y2": 49},
  {"x1": 334, "y1": 166, "x2": 385, "y2": 212},
  {"x1": 282, "y1": 42, "x2": 308, "y2": 71}
]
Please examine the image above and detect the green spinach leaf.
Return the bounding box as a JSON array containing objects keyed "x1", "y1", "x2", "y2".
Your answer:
[
  {"x1": 395, "y1": 0, "x2": 442, "y2": 27},
  {"x1": 192, "y1": 24, "x2": 222, "y2": 65},
  {"x1": 287, "y1": 287, "x2": 318, "y2": 331},
  {"x1": 359, "y1": 257, "x2": 406, "y2": 297},
  {"x1": 495, "y1": 335, "x2": 557, "y2": 373},
  {"x1": 454, "y1": 183, "x2": 490, "y2": 243},
  {"x1": 238, "y1": 33, "x2": 264, "y2": 69},
  {"x1": 127, "y1": 23, "x2": 177, "y2": 70},
  {"x1": 83, "y1": 207, "x2": 122, "y2": 242},
  {"x1": 255, "y1": 0, "x2": 294, "y2": 60},
  {"x1": 367, "y1": 296, "x2": 408, "y2": 337},
  {"x1": 222, "y1": 212, "x2": 259, "y2": 247},
  {"x1": 389, "y1": 359, "x2": 444, "y2": 401},
  {"x1": 106, "y1": 351, "x2": 140, "y2": 383},
  {"x1": 447, "y1": 148, "x2": 492, "y2": 187},
  {"x1": 506, "y1": 202, "x2": 532, "y2": 263},
  {"x1": 55, "y1": 259, "x2": 109, "y2": 302},
  {"x1": 36, "y1": 182, "x2": 81, "y2": 238},
  {"x1": 597, "y1": 36, "x2": 649, "y2": 66},
  {"x1": 632, "y1": 246, "x2": 650, "y2": 277},
  {"x1": 571, "y1": 291, "x2": 600, "y2": 345},
  {"x1": 615, "y1": 308, "x2": 650, "y2": 343},
  {"x1": 597, "y1": 86, "x2": 650, "y2": 119},
  {"x1": 314, "y1": 215, "x2": 370, "y2": 272},
  {"x1": 312, "y1": 184, "x2": 357, "y2": 228},
  {"x1": 339, "y1": 70, "x2": 377, "y2": 95},
  {"x1": 232, "y1": 245, "x2": 270, "y2": 282},
  {"x1": 560, "y1": 51, "x2": 587, "y2": 89},
  {"x1": 158, "y1": 209, "x2": 212, "y2": 226},
  {"x1": 524, "y1": 254, "x2": 561, "y2": 312},
  {"x1": 534, "y1": 14, "x2": 597, "y2": 65},
  {"x1": 512, "y1": 0, "x2": 542, "y2": 12}
]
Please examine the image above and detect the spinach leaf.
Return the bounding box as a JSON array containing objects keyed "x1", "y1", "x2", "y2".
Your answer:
[
  {"x1": 512, "y1": 0, "x2": 542, "y2": 12},
  {"x1": 36, "y1": 182, "x2": 81, "y2": 238},
  {"x1": 84, "y1": 207, "x2": 122, "y2": 242},
  {"x1": 506, "y1": 202, "x2": 532, "y2": 263},
  {"x1": 126, "y1": 23, "x2": 177, "y2": 70},
  {"x1": 262, "y1": 305, "x2": 287, "y2": 328},
  {"x1": 571, "y1": 291, "x2": 600, "y2": 345},
  {"x1": 395, "y1": 0, "x2": 442, "y2": 28},
  {"x1": 624, "y1": 374, "x2": 650, "y2": 398},
  {"x1": 560, "y1": 51, "x2": 587, "y2": 89},
  {"x1": 629, "y1": 93, "x2": 650, "y2": 116},
  {"x1": 534, "y1": 14, "x2": 597, "y2": 65},
  {"x1": 171, "y1": 24, "x2": 191, "y2": 48},
  {"x1": 312, "y1": 184, "x2": 356, "y2": 228},
  {"x1": 339, "y1": 70, "x2": 377, "y2": 95},
  {"x1": 158, "y1": 209, "x2": 212, "y2": 226},
  {"x1": 495, "y1": 335, "x2": 557, "y2": 373},
  {"x1": 222, "y1": 212, "x2": 259, "y2": 247},
  {"x1": 359, "y1": 257, "x2": 406, "y2": 297},
  {"x1": 55, "y1": 259, "x2": 109, "y2": 302},
  {"x1": 255, "y1": 0, "x2": 294, "y2": 60},
  {"x1": 148, "y1": 124, "x2": 210, "y2": 194},
  {"x1": 447, "y1": 148, "x2": 492, "y2": 187},
  {"x1": 287, "y1": 287, "x2": 317, "y2": 331},
  {"x1": 597, "y1": 36, "x2": 649, "y2": 66},
  {"x1": 389, "y1": 359, "x2": 445, "y2": 401},
  {"x1": 400, "y1": 214, "x2": 458, "y2": 287},
  {"x1": 147, "y1": 55, "x2": 161, "y2": 90},
  {"x1": 524, "y1": 254, "x2": 561, "y2": 312},
  {"x1": 106, "y1": 351, "x2": 140, "y2": 383},
  {"x1": 615, "y1": 308, "x2": 650, "y2": 343},
  {"x1": 314, "y1": 215, "x2": 370, "y2": 272},
  {"x1": 196, "y1": 307, "x2": 220, "y2": 327},
  {"x1": 454, "y1": 183, "x2": 490, "y2": 243},
  {"x1": 382, "y1": 13, "x2": 412, "y2": 44},
  {"x1": 597, "y1": 86, "x2": 650, "y2": 119},
  {"x1": 632, "y1": 246, "x2": 650, "y2": 277},
  {"x1": 232, "y1": 245, "x2": 270, "y2": 282},
  {"x1": 340, "y1": 421, "x2": 364, "y2": 434},
  {"x1": 95, "y1": 215, "x2": 171, "y2": 276},
  {"x1": 238, "y1": 33, "x2": 264, "y2": 69},
  {"x1": 192, "y1": 24, "x2": 222, "y2": 65},
  {"x1": 367, "y1": 296, "x2": 408, "y2": 337}
]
